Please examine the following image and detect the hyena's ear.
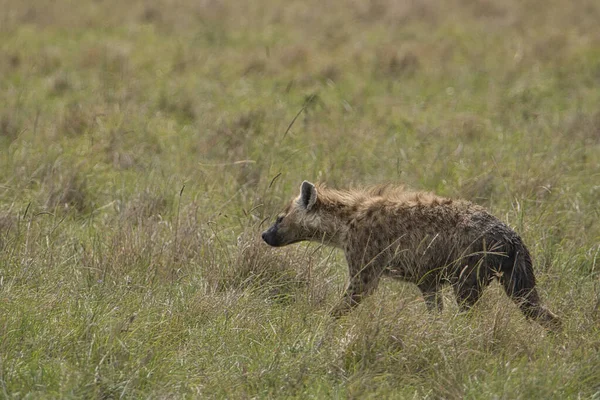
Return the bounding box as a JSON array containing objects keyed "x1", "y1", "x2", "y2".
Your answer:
[{"x1": 299, "y1": 181, "x2": 317, "y2": 210}]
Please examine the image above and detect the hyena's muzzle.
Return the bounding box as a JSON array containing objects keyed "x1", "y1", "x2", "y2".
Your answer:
[
  {"x1": 262, "y1": 217, "x2": 301, "y2": 247},
  {"x1": 261, "y1": 223, "x2": 284, "y2": 247}
]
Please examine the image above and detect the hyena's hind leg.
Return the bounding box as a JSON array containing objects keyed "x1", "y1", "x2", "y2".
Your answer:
[
  {"x1": 453, "y1": 281, "x2": 486, "y2": 312},
  {"x1": 418, "y1": 282, "x2": 443, "y2": 312},
  {"x1": 452, "y1": 258, "x2": 495, "y2": 312}
]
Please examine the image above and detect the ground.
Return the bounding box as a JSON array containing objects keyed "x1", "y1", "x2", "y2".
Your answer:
[{"x1": 0, "y1": 0, "x2": 599, "y2": 398}]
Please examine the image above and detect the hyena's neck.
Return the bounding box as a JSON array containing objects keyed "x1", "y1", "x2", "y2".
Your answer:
[{"x1": 308, "y1": 199, "x2": 358, "y2": 248}]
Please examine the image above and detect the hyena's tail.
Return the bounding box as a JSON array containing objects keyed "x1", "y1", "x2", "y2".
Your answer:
[{"x1": 499, "y1": 240, "x2": 562, "y2": 331}]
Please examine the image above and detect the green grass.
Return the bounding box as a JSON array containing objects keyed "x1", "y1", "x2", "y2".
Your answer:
[{"x1": 1, "y1": 0, "x2": 599, "y2": 398}]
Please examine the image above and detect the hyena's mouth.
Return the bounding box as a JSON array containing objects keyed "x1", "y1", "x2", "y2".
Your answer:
[{"x1": 261, "y1": 229, "x2": 282, "y2": 247}]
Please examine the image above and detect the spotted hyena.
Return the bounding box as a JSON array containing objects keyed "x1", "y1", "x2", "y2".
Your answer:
[{"x1": 262, "y1": 181, "x2": 561, "y2": 330}]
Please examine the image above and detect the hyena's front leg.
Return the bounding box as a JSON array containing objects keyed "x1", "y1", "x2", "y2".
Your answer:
[
  {"x1": 418, "y1": 283, "x2": 443, "y2": 312},
  {"x1": 331, "y1": 273, "x2": 380, "y2": 318},
  {"x1": 331, "y1": 256, "x2": 381, "y2": 318}
]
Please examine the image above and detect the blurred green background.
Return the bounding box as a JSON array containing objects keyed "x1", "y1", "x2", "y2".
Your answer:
[{"x1": 0, "y1": 0, "x2": 599, "y2": 398}]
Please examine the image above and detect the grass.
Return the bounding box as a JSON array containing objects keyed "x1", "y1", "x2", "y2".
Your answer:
[{"x1": 1, "y1": 0, "x2": 599, "y2": 398}]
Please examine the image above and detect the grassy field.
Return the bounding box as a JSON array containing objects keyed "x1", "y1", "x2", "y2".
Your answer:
[{"x1": 1, "y1": 0, "x2": 599, "y2": 398}]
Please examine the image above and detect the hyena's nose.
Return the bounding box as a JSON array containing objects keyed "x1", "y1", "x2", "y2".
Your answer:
[{"x1": 261, "y1": 231, "x2": 267, "y2": 242}]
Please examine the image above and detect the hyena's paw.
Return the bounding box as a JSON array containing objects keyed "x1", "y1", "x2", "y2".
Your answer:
[
  {"x1": 330, "y1": 301, "x2": 352, "y2": 319},
  {"x1": 330, "y1": 296, "x2": 360, "y2": 318},
  {"x1": 533, "y1": 306, "x2": 563, "y2": 332}
]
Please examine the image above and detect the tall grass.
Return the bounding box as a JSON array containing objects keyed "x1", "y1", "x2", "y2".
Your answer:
[{"x1": 0, "y1": 0, "x2": 599, "y2": 397}]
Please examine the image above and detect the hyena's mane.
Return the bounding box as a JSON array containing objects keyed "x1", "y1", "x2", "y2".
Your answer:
[
  {"x1": 315, "y1": 183, "x2": 449, "y2": 207},
  {"x1": 313, "y1": 183, "x2": 370, "y2": 206}
]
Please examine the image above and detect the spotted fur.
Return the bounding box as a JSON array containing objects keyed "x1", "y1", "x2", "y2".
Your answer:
[{"x1": 262, "y1": 181, "x2": 561, "y2": 330}]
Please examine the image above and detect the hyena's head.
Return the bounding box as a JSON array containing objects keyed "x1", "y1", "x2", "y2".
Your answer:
[{"x1": 261, "y1": 181, "x2": 321, "y2": 247}]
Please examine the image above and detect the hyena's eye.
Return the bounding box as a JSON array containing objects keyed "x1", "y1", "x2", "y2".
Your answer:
[{"x1": 276, "y1": 216, "x2": 284, "y2": 224}]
